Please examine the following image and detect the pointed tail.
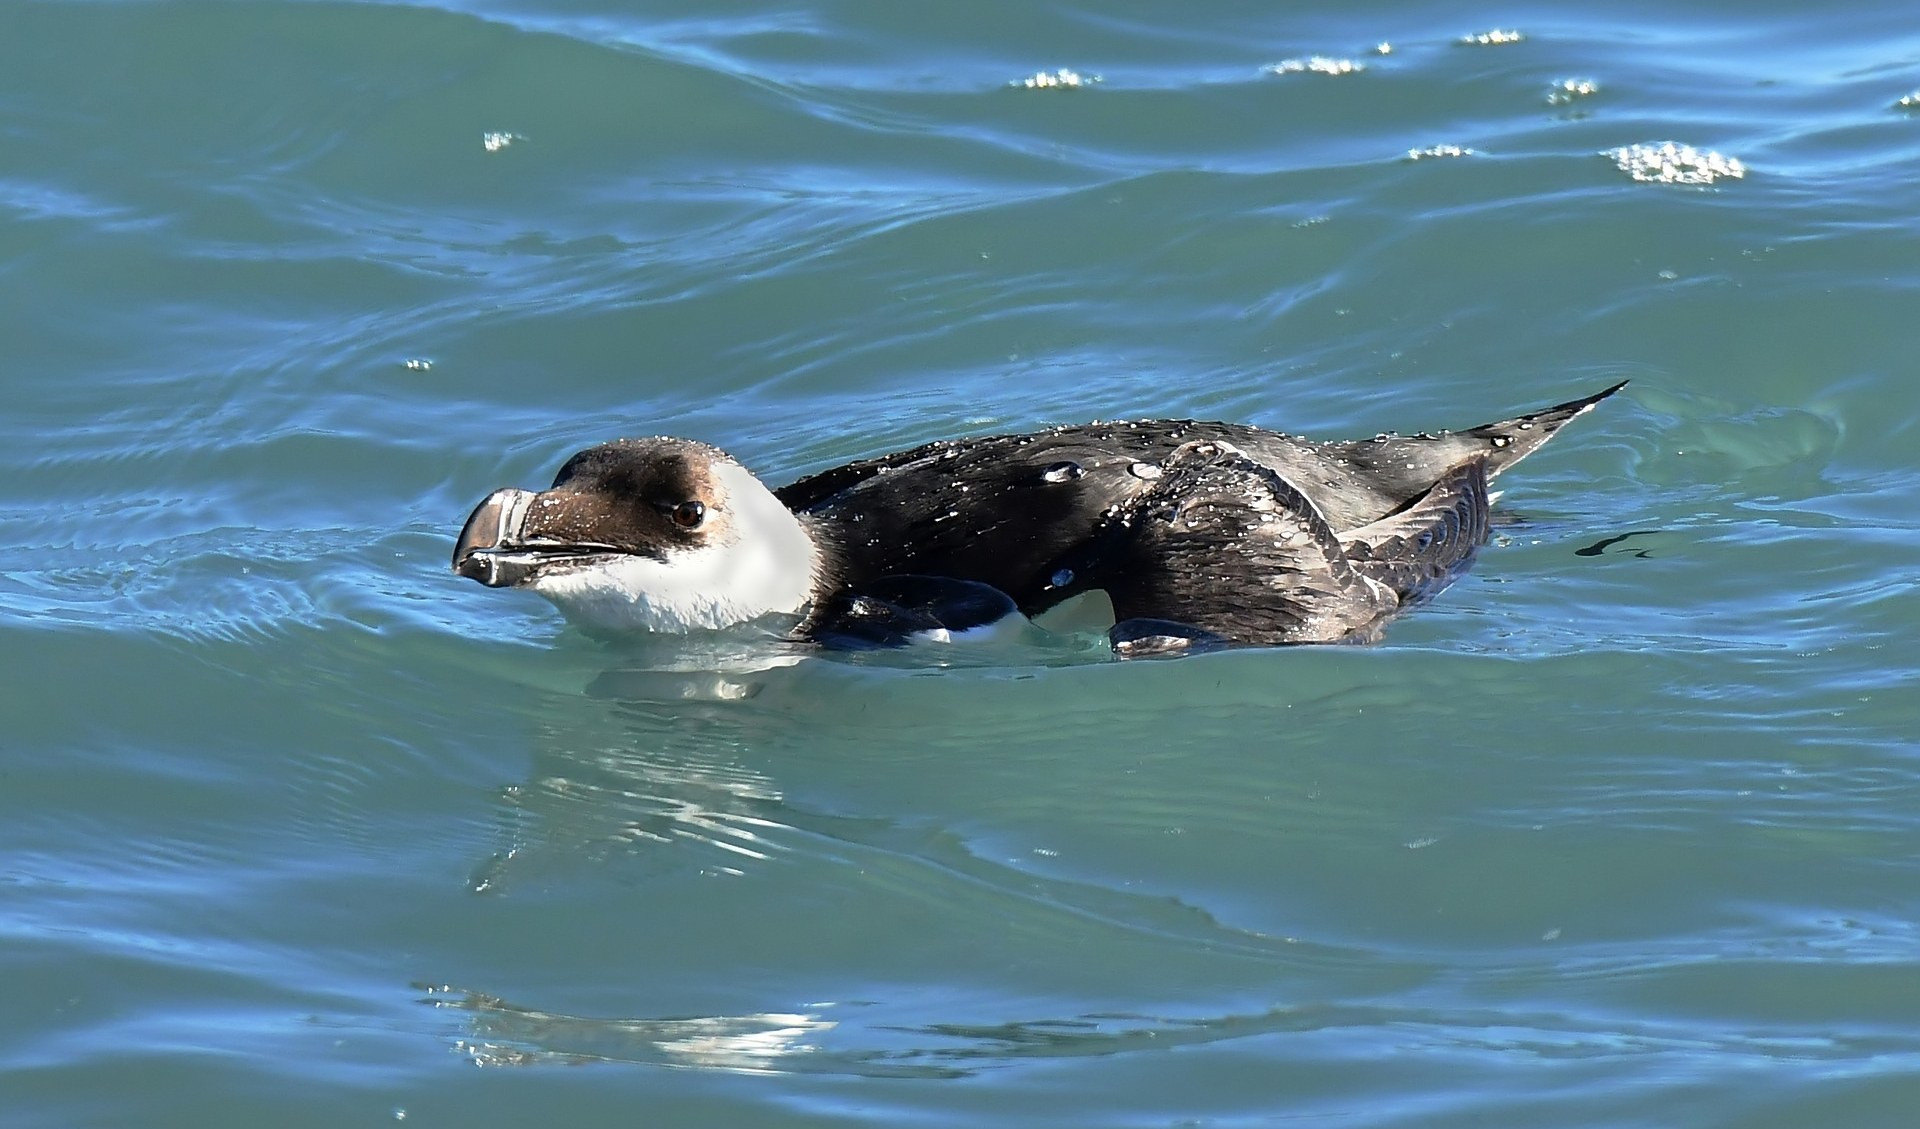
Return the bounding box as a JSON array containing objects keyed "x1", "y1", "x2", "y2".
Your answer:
[{"x1": 1469, "y1": 379, "x2": 1629, "y2": 478}]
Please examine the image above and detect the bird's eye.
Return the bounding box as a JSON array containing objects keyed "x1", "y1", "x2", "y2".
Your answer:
[{"x1": 669, "y1": 500, "x2": 706, "y2": 529}]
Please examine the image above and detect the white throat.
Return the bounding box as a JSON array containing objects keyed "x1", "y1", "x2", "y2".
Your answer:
[{"x1": 528, "y1": 460, "x2": 821, "y2": 633}]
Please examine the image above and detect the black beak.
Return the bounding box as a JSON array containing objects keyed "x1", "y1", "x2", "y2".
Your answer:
[{"x1": 452, "y1": 488, "x2": 540, "y2": 587}]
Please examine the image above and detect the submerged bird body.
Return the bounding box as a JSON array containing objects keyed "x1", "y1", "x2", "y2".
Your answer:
[{"x1": 454, "y1": 382, "x2": 1623, "y2": 655}]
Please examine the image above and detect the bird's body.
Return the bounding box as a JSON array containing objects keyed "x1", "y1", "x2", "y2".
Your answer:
[{"x1": 453, "y1": 382, "x2": 1624, "y2": 656}]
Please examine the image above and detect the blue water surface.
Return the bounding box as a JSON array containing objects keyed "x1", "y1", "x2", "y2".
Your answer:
[{"x1": 3, "y1": 0, "x2": 1918, "y2": 1125}]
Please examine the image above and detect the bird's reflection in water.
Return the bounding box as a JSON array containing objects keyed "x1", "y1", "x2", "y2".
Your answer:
[
  {"x1": 464, "y1": 612, "x2": 1126, "y2": 890},
  {"x1": 438, "y1": 635, "x2": 1395, "y2": 1078},
  {"x1": 466, "y1": 666, "x2": 803, "y2": 890}
]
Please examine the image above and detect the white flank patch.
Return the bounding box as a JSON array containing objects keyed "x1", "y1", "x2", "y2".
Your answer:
[
  {"x1": 909, "y1": 612, "x2": 1033, "y2": 646},
  {"x1": 530, "y1": 460, "x2": 819, "y2": 633}
]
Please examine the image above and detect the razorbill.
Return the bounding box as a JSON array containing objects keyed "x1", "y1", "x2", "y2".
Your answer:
[{"x1": 453, "y1": 381, "x2": 1625, "y2": 656}]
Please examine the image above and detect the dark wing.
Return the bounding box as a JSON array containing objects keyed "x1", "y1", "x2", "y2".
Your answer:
[
  {"x1": 1339, "y1": 457, "x2": 1492, "y2": 605},
  {"x1": 1054, "y1": 441, "x2": 1398, "y2": 650},
  {"x1": 768, "y1": 383, "x2": 1620, "y2": 612}
]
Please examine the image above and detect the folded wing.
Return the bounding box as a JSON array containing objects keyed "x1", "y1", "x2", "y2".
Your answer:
[{"x1": 1059, "y1": 442, "x2": 1493, "y2": 654}]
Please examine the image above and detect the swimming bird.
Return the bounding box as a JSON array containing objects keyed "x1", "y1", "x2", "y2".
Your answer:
[{"x1": 453, "y1": 382, "x2": 1624, "y2": 656}]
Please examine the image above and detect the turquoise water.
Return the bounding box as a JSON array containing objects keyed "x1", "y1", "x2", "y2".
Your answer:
[{"x1": 5, "y1": 1, "x2": 1919, "y2": 1124}]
